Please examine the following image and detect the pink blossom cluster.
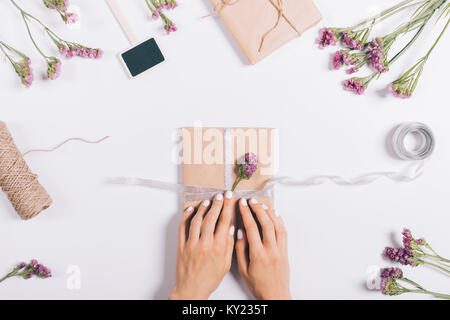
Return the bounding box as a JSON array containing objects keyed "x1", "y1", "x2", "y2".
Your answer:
[
  {"x1": 318, "y1": 28, "x2": 338, "y2": 48},
  {"x1": 164, "y1": 23, "x2": 178, "y2": 34},
  {"x1": 332, "y1": 50, "x2": 351, "y2": 70},
  {"x1": 383, "y1": 247, "x2": 414, "y2": 266},
  {"x1": 43, "y1": 0, "x2": 68, "y2": 11},
  {"x1": 13, "y1": 259, "x2": 52, "y2": 280},
  {"x1": 341, "y1": 32, "x2": 363, "y2": 50},
  {"x1": 59, "y1": 45, "x2": 103, "y2": 59},
  {"x1": 239, "y1": 153, "x2": 259, "y2": 179},
  {"x1": 367, "y1": 39, "x2": 388, "y2": 73},
  {"x1": 380, "y1": 267, "x2": 403, "y2": 279},
  {"x1": 43, "y1": 0, "x2": 78, "y2": 24},
  {"x1": 389, "y1": 83, "x2": 411, "y2": 99},
  {"x1": 343, "y1": 78, "x2": 365, "y2": 95},
  {"x1": 16, "y1": 58, "x2": 34, "y2": 88},
  {"x1": 47, "y1": 58, "x2": 62, "y2": 80}
]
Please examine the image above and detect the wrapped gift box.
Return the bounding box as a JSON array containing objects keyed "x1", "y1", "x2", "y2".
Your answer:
[
  {"x1": 181, "y1": 127, "x2": 278, "y2": 218},
  {"x1": 209, "y1": 0, "x2": 322, "y2": 64}
]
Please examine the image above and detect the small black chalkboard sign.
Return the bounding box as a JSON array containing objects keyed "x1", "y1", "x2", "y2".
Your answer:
[{"x1": 120, "y1": 38, "x2": 165, "y2": 78}]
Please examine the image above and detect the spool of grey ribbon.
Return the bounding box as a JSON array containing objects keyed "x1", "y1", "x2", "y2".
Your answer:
[{"x1": 392, "y1": 122, "x2": 435, "y2": 161}]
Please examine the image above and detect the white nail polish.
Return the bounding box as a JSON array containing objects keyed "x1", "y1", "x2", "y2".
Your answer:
[
  {"x1": 215, "y1": 193, "x2": 223, "y2": 201},
  {"x1": 186, "y1": 206, "x2": 193, "y2": 212},
  {"x1": 250, "y1": 198, "x2": 258, "y2": 204},
  {"x1": 262, "y1": 204, "x2": 268, "y2": 210},
  {"x1": 275, "y1": 210, "x2": 280, "y2": 217},
  {"x1": 237, "y1": 229, "x2": 243, "y2": 240},
  {"x1": 240, "y1": 198, "x2": 248, "y2": 206},
  {"x1": 202, "y1": 200, "x2": 210, "y2": 207},
  {"x1": 225, "y1": 191, "x2": 233, "y2": 199},
  {"x1": 229, "y1": 226, "x2": 235, "y2": 236}
]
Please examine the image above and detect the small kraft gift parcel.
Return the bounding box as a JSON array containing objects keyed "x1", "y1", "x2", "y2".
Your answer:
[
  {"x1": 209, "y1": 0, "x2": 322, "y2": 64},
  {"x1": 181, "y1": 127, "x2": 278, "y2": 218}
]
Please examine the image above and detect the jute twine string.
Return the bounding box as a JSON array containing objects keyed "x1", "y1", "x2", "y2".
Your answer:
[
  {"x1": 206, "y1": 0, "x2": 298, "y2": 53},
  {"x1": 0, "y1": 121, "x2": 108, "y2": 220}
]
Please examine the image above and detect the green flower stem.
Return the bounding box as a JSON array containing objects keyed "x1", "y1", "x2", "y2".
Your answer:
[
  {"x1": 0, "y1": 43, "x2": 16, "y2": 65},
  {"x1": 425, "y1": 16, "x2": 450, "y2": 58},
  {"x1": 400, "y1": 277, "x2": 425, "y2": 290},
  {"x1": 20, "y1": 13, "x2": 50, "y2": 60},
  {"x1": 409, "y1": 289, "x2": 450, "y2": 299},
  {"x1": 422, "y1": 260, "x2": 450, "y2": 274},
  {"x1": 346, "y1": 0, "x2": 424, "y2": 31},
  {"x1": 232, "y1": 177, "x2": 242, "y2": 192}
]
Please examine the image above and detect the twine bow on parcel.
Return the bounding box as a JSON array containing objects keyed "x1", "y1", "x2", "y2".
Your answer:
[
  {"x1": 212, "y1": 0, "x2": 299, "y2": 52},
  {"x1": 0, "y1": 121, "x2": 108, "y2": 220}
]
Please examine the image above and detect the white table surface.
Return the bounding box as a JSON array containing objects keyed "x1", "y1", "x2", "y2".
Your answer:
[{"x1": 0, "y1": 0, "x2": 449, "y2": 300}]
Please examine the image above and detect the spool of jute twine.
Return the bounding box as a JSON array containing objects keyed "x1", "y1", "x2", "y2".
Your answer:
[
  {"x1": 0, "y1": 121, "x2": 52, "y2": 220},
  {"x1": 0, "y1": 121, "x2": 109, "y2": 220}
]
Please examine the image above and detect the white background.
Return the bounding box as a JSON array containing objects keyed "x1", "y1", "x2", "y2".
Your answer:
[{"x1": 0, "y1": 0, "x2": 449, "y2": 300}]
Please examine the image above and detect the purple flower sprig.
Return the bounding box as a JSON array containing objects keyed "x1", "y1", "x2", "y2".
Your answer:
[
  {"x1": 317, "y1": 0, "x2": 448, "y2": 97},
  {"x1": 232, "y1": 153, "x2": 258, "y2": 191},
  {"x1": 384, "y1": 228, "x2": 450, "y2": 275},
  {"x1": 145, "y1": 0, "x2": 178, "y2": 34},
  {"x1": 9, "y1": 0, "x2": 102, "y2": 82},
  {"x1": 0, "y1": 40, "x2": 34, "y2": 88},
  {"x1": 42, "y1": 0, "x2": 79, "y2": 25},
  {"x1": 380, "y1": 267, "x2": 450, "y2": 299},
  {"x1": 0, "y1": 259, "x2": 52, "y2": 284}
]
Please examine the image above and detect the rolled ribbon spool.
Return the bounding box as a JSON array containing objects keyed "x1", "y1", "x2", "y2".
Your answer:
[
  {"x1": 391, "y1": 122, "x2": 435, "y2": 161},
  {"x1": 0, "y1": 121, "x2": 52, "y2": 220}
]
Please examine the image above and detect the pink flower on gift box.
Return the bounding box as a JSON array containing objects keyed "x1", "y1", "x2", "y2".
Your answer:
[{"x1": 232, "y1": 153, "x2": 258, "y2": 191}]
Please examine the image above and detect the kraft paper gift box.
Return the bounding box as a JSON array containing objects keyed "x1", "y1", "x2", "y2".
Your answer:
[
  {"x1": 181, "y1": 127, "x2": 278, "y2": 218},
  {"x1": 209, "y1": 0, "x2": 322, "y2": 64}
]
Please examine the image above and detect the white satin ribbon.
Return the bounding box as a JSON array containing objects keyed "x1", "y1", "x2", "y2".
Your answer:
[{"x1": 110, "y1": 123, "x2": 434, "y2": 201}]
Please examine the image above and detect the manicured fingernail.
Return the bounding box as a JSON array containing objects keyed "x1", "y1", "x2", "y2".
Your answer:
[
  {"x1": 225, "y1": 190, "x2": 233, "y2": 199},
  {"x1": 275, "y1": 210, "x2": 280, "y2": 217},
  {"x1": 186, "y1": 206, "x2": 193, "y2": 212},
  {"x1": 229, "y1": 226, "x2": 235, "y2": 236},
  {"x1": 237, "y1": 229, "x2": 243, "y2": 240},
  {"x1": 215, "y1": 193, "x2": 223, "y2": 201},
  {"x1": 250, "y1": 198, "x2": 258, "y2": 204},
  {"x1": 240, "y1": 198, "x2": 248, "y2": 206},
  {"x1": 262, "y1": 204, "x2": 268, "y2": 210},
  {"x1": 202, "y1": 200, "x2": 210, "y2": 207}
]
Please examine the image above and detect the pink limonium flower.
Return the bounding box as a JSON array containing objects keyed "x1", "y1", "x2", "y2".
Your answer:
[
  {"x1": 64, "y1": 12, "x2": 79, "y2": 24},
  {"x1": 232, "y1": 153, "x2": 258, "y2": 191},
  {"x1": 0, "y1": 259, "x2": 52, "y2": 284},
  {"x1": 341, "y1": 31, "x2": 363, "y2": 50},
  {"x1": 332, "y1": 50, "x2": 351, "y2": 70},
  {"x1": 317, "y1": 28, "x2": 339, "y2": 48},
  {"x1": 367, "y1": 38, "x2": 389, "y2": 73},
  {"x1": 0, "y1": 41, "x2": 34, "y2": 88},
  {"x1": 47, "y1": 57, "x2": 62, "y2": 80},
  {"x1": 379, "y1": 267, "x2": 450, "y2": 299},
  {"x1": 380, "y1": 267, "x2": 403, "y2": 279},
  {"x1": 43, "y1": 0, "x2": 74, "y2": 24},
  {"x1": 343, "y1": 77, "x2": 365, "y2": 95},
  {"x1": 58, "y1": 43, "x2": 103, "y2": 60},
  {"x1": 383, "y1": 228, "x2": 450, "y2": 274},
  {"x1": 160, "y1": 11, "x2": 177, "y2": 34}
]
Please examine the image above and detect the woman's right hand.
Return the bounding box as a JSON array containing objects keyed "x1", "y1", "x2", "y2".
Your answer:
[{"x1": 235, "y1": 198, "x2": 291, "y2": 300}]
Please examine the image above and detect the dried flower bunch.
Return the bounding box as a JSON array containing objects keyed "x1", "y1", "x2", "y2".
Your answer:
[
  {"x1": 378, "y1": 228, "x2": 450, "y2": 299},
  {"x1": 232, "y1": 153, "x2": 258, "y2": 191},
  {"x1": 0, "y1": 0, "x2": 102, "y2": 88},
  {"x1": 318, "y1": 0, "x2": 450, "y2": 98},
  {"x1": 42, "y1": 0, "x2": 78, "y2": 24},
  {"x1": 144, "y1": 0, "x2": 178, "y2": 34},
  {"x1": 0, "y1": 260, "x2": 52, "y2": 284}
]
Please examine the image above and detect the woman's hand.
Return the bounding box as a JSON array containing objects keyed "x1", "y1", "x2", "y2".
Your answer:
[
  {"x1": 169, "y1": 191, "x2": 235, "y2": 300},
  {"x1": 235, "y1": 198, "x2": 291, "y2": 300}
]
